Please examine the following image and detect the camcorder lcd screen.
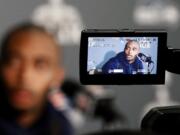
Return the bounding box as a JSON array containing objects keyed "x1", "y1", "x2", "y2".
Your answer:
[
  {"x1": 80, "y1": 30, "x2": 167, "y2": 84},
  {"x1": 88, "y1": 37, "x2": 158, "y2": 75}
]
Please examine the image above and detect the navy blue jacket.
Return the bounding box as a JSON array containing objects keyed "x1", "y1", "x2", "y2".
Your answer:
[
  {"x1": 0, "y1": 102, "x2": 74, "y2": 135},
  {"x1": 102, "y1": 52, "x2": 144, "y2": 74}
]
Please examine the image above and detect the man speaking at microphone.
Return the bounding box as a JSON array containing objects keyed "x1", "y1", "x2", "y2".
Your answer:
[{"x1": 102, "y1": 40, "x2": 144, "y2": 74}]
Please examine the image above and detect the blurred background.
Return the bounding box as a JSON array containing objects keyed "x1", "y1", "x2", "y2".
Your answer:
[{"x1": 1, "y1": 0, "x2": 180, "y2": 134}]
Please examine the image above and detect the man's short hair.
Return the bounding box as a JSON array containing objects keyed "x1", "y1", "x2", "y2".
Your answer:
[
  {"x1": 0, "y1": 22, "x2": 53, "y2": 63},
  {"x1": 124, "y1": 40, "x2": 140, "y2": 50}
]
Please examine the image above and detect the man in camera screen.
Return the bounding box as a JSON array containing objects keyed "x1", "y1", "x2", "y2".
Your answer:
[
  {"x1": 87, "y1": 37, "x2": 158, "y2": 75},
  {"x1": 102, "y1": 40, "x2": 144, "y2": 74}
]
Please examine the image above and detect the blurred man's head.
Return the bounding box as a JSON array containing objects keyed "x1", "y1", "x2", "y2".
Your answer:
[
  {"x1": 124, "y1": 40, "x2": 140, "y2": 64},
  {"x1": 0, "y1": 23, "x2": 64, "y2": 112}
]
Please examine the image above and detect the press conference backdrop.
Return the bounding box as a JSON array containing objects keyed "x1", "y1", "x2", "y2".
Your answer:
[{"x1": 0, "y1": 0, "x2": 180, "y2": 134}]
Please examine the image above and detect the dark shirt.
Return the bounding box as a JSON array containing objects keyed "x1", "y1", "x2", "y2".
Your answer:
[
  {"x1": 0, "y1": 102, "x2": 73, "y2": 135},
  {"x1": 102, "y1": 52, "x2": 144, "y2": 74}
]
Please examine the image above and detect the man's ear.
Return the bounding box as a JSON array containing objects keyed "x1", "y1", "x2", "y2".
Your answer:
[{"x1": 51, "y1": 67, "x2": 65, "y2": 88}]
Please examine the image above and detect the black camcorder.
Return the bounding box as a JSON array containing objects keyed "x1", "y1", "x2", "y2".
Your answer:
[{"x1": 80, "y1": 29, "x2": 179, "y2": 85}]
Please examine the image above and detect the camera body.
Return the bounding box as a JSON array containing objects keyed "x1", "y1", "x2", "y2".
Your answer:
[{"x1": 80, "y1": 29, "x2": 167, "y2": 85}]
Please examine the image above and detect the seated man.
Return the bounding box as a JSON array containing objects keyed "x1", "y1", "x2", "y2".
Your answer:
[
  {"x1": 0, "y1": 23, "x2": 73, "y2": 135},
  {"x1": 102, "y1": 40, "x2": 144, "y2": 74}
]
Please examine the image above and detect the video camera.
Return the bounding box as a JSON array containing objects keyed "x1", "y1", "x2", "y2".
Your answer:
[{"x1": 80, "y1": 29, "x2": 179, "y2": 85}]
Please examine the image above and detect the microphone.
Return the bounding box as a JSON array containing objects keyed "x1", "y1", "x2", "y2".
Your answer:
[{"x1": 138, "y1": 53, "x2": 153, "y2": 63}]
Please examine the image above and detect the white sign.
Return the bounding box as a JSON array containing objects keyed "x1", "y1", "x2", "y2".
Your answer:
[
  {"x1": 32, "y1": 0, "x2": 84, "y2": 46},
  {"x1": 133, "y1": 0, "x2": 179, "y2": 28}
]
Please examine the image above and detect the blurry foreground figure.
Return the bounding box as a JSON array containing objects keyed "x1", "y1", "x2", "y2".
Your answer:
[{"x1": 0, "y1": 23, "x2": 73, "y2": 135}]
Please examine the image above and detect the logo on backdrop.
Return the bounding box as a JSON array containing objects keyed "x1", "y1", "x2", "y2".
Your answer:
[{"x1": 32, "y1": 0, "x2": 84, "y2": 46}]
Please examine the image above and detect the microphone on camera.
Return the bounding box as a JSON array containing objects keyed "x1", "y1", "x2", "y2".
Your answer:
[{"x1": 138, "y1": 53, "x2": 153, "y2": 63}]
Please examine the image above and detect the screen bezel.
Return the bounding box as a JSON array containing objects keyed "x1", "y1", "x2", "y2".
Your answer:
[{"x1": 80, "y1": 30, "x2": 167, "y2": 85}]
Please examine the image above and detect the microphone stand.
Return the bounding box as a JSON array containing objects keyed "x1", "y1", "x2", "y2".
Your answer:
[{"x1": 147, "y1": 62, "x2": 151, "y2": 74}]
